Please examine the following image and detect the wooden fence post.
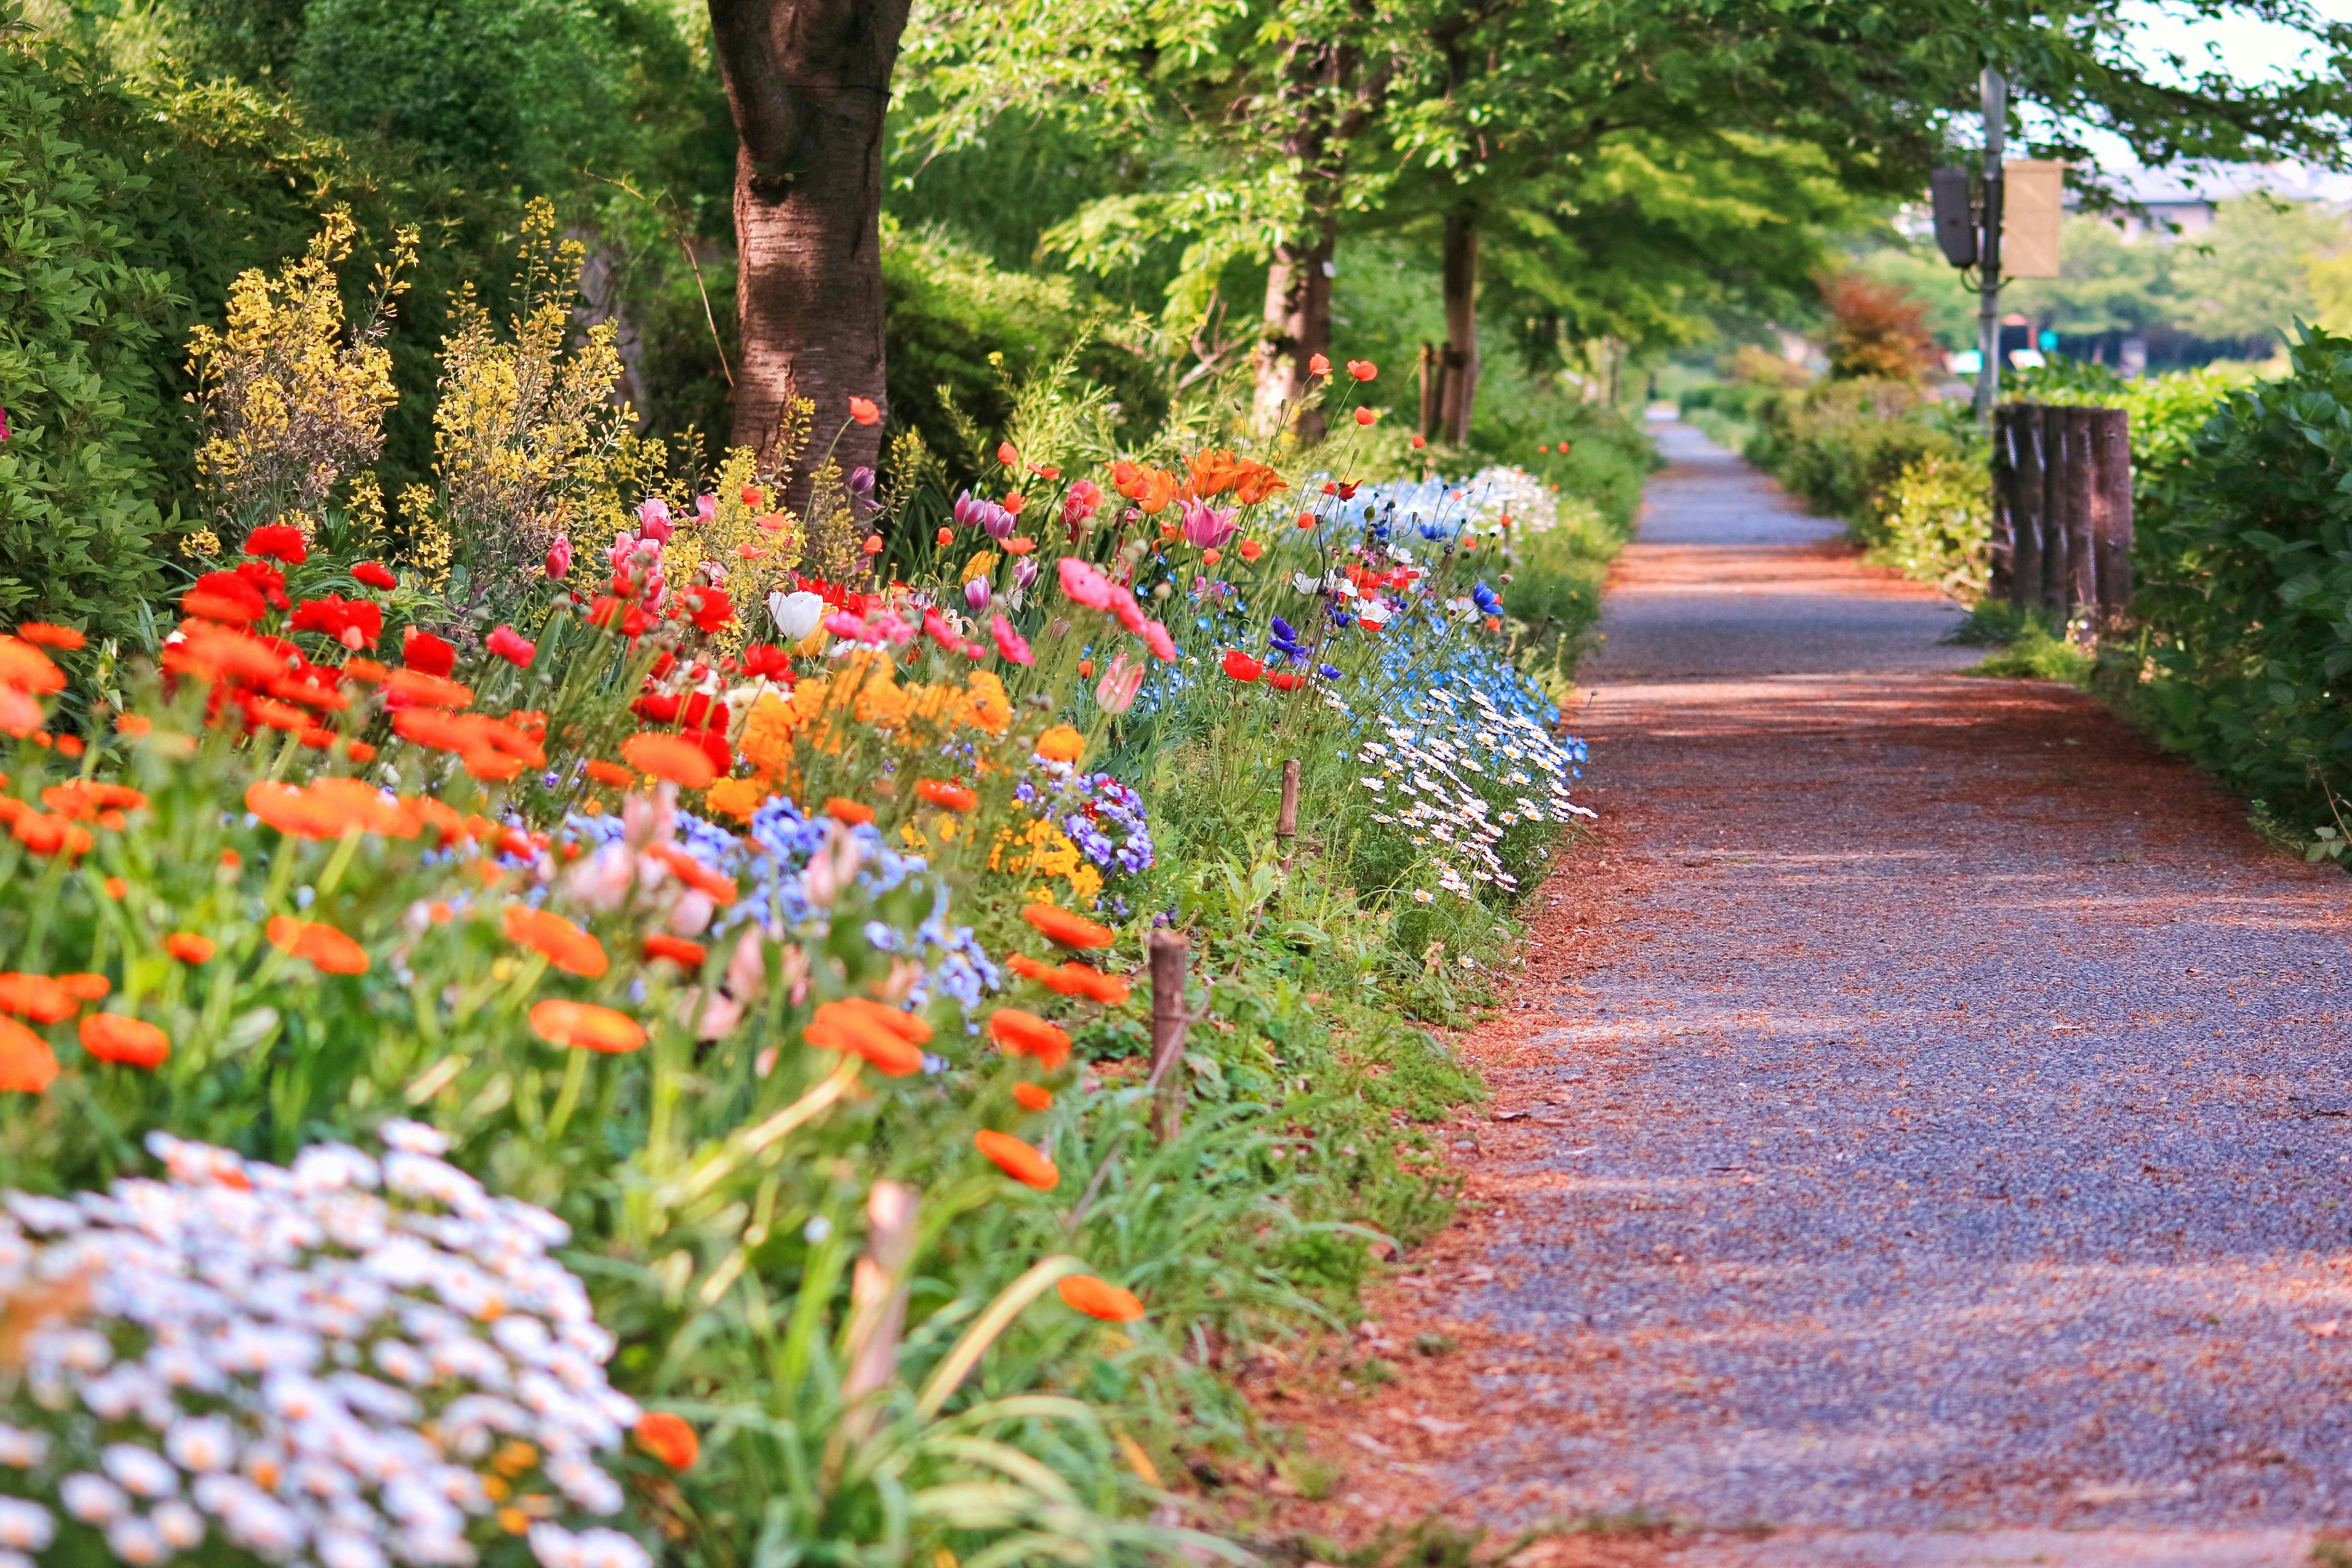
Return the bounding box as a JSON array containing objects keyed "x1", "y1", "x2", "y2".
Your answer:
[
  {"x1": 2085, "y1": 407, "x2": 2134, "y2": 627},
  {"x1": 1988, "y1": 405, "x2": 2018, "y2": 603},
  {"x1": 1145, "y1": 930, "x2": 1190, "y2": 1145},
  {"x1": 2009, "y1": 404, "x2": 2047, "y2": 614},
  {"x1": 2054, "y1": 406, "x2": 2100, "y2": 616},
  {"x1": 1275, "y1": 759, "x2": 1300, "y2": 865}
]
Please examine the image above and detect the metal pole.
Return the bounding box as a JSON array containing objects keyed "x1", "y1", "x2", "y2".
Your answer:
[{"x1": 1973, "y1": 66, "x2": 2007, "y2": 428}]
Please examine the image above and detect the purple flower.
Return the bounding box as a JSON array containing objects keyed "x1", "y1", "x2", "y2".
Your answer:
[
  {"x1": 1179, "y1": 499, "x2": 1238, "y2": 550},
  {"x1": 964, "y1": 577, "x2": 991, "y2": 612},
  {"x1": 1013, "y1": 556, "x2": 1040, "y2": 591}
]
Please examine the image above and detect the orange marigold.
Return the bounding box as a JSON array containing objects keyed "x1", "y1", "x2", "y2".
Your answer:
[
  {"x1": 529, "y1": 998, "x2": 647, "y2": 1054},
  {"x1": 1057, "y1": 1274, "x2": 1145, "y2": 1321},
  {"x1": 0, "y1": 1018, "x2": 57, "y2": 1094},
  {"x1": 265, "y1": 915, "x2": 370, "y2": 975},
  {"x1": 987, "y1": 1008, "x2": 1072, "y2": 1073},
  {"x1": 80, "y1": 1013, "x2": 169, "y2": 1069},
  {"x1": 621, "y1": 732, "x2": 717, "y2": 789},
  {"x1": 1034, "y1": 726, "x2": 1085, "y2": 764},
  {"x1": 1021, "y1": 904, "x2": 1114, "y2": 949},
  {"x1": 0, "y1": 638, "x2": 65, "y2": 695},
  {"x1": 974, "y1": 1129, "x2": 1058, "y2": 1190},
  {"x1": 503, "y1": 906, "x2": 609, "y2": 978},
  {"x1": 246, "y1": 781, "x2": 352, "y2": 841}
]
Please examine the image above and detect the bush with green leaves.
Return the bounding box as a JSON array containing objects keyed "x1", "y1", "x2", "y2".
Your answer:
[
  {"x1": 1742, "y1": 376, "x2": 1964, "y2": 535},
  {"x1": 0, "y1": 15, "x2": 175, "y2": 640}
]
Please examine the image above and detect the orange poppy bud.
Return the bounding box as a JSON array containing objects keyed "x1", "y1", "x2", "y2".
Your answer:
[
  {"x1": 1202, "y1": 549, "x2": 1222, "y2": 566},
  {"x1": 1077, "y1": 659, "x2": 1094, "y2": 678},
  {"x1": 975, "y1": 1128, "x2": 1057, "y2": 1189},
  {"x1": 642, "y1": 934, "x2": 707, "y2": 967},
  {"x1": 1294, "y1": 512, "x2": 1315, "y2": 530},
  {"x1": 529, "y1": 998, "x2": 647, "y2": 1054},
  {"x1": 1058, "y1": 1274, "x2": 1145, "y2": 1321},
  {"x1": 634, "y1": 1411, "x2": 697, "y2": 1470},
  {"x1": 165, "y1": 934, "x2": 216, "y2": 964},
  {"x1": 1411, "y1": 435, "x2": 1427, "y2": 450},
  {"x1": 1013, "y1": 1082, "x2": 1053, "y2": 1111},
  {"x1": 80, "y1": 1013, "x2": 168, "y2": 1069},
  {"x1": 913, "y1": 778, "x2": 978, "y2": 813}
]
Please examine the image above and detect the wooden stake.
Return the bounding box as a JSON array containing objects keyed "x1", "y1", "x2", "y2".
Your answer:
[
  {"x1": 2085, "y1": 406, "x2": 2134, "y2": 629},
  {"x1": 2009, "y1": 404, "x2": 2047, "y2": 614},
  {"x1": 1988, "y1": 404, "x2": 2018, "y2": 604},
  {"x1": 2051, "y1": 405, "x2": 2098, "y2": 616},
  {"x1": 1275, "y1": 759, "x2": 1300, "y2": 863},
  {"x1": 1145, "y1": 930, "x2": 1190, "y2": 1145}
]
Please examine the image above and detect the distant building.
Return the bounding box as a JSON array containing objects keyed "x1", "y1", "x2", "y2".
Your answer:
[{"x1": 2084, "y1": 162, "x2": 2352, "y2": 243}]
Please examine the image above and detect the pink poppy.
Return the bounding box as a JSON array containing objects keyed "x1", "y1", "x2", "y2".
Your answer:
[
  {"x1": 1058, "y1": 557, "x2": 1112, "y2": 610},
  {"x1": 992, "y1": 613, "x2": 1033, "y2": 665},
  {"x1": 1142, "y1": 621, "x2": 1177, "y2": 662}
]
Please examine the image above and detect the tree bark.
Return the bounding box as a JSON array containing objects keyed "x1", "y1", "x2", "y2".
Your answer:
[
  {"x1": 707, "y1": 0, "x2": 912, "y2": 512},
  {"x1": 1250, "y1": 216, "x2": 1338, "y2": 443},
  {"x1": 1437, "y1": 205, "x2": 1479, "y2": 446}
]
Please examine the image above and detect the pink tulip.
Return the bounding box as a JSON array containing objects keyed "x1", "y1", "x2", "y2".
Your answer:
[
  {"x1": 1058, "y1": 556, "x2": 1113, "y2": 610},
  {"x1": 1096, "y1": 653, "x2": 1145, "y2": 714},
  {"x1": 1179, "y1": 499, "x2": 1238, "y2": 550},
  {"x1": 544, "y1": 533, "x2": 572, "y2": 580}
]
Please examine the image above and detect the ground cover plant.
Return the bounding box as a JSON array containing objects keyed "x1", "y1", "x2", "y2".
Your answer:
[{"x1": 0, "y1": 221, "x2": 1602, "y2": 1568}]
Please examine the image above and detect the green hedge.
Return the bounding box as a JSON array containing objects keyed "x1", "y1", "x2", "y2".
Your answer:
[{"x1": 1742, "y1": 376, "x2": 1964, "y2": 537}]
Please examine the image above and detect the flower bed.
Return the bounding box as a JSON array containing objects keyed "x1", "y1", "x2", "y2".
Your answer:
[{"x1": 0, "y1": 230, "x2": 1599, "y2": 1566}]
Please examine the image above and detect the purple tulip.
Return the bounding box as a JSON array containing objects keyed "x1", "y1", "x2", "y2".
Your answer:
[
  {"x1": 964, "y1": 577, "x2": 992, "y2": 612},
  {"x1": 1179, "y1": 498, "x2": 1238, "y2": 550},
  {"x1": 1013, "y1": 556, "x2": 1040, "y2": 591}
]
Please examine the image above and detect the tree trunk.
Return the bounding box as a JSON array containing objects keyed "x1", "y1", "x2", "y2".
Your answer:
[
  {"x1": 707, "y1": 0, "x2": 912, "y2": 513},
  {"x1": 1250, "y1": 217, "x2": 1337, "y2": 443},
  {"x1": 1438, "y1": 205, "x2": 1479, "y2": 446}
]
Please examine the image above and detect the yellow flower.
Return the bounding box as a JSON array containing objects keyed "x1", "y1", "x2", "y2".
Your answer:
[
  {"x1": 705, "y1": 775, "x2": 771, "y2": 822},
  {"x1": 960, "y1": 550, "x2": 999, "y2": 585},
  {"x1": 961, "y1": 670, "x2": 1011, "y2": 735}
]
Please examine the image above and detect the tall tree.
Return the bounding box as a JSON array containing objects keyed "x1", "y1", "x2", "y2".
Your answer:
[{"x1": 708, "y1": 0, "x2": 913, "y2": 504}]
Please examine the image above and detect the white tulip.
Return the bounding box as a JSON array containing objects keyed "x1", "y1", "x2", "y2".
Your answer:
[{"x1": 770, "y1": 590, "x2": 828, "y2": 641}]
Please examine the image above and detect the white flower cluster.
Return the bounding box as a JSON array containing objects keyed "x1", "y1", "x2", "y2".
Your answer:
[
  {"x1": 0, "y1": 1123, "x2": 650, "y2": 1568},
  {"x1": 1354, "y1": 688, "x2": 1593, "y2": 900},
  {"x1": 1461, "y1": 466, "x2": 1559, "y2": 536}
]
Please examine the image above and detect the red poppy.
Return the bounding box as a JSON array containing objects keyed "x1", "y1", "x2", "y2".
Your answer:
[
  {"x1": 1221, "y1": 650, "x2": 1264, "y2": 683},
  {"x1": 1346, "y1": 359, "x2": 1377, "y2": 381},
  {"x1": 824, "y1": 798, "x2": 875, "y2": 826},
  {"x1": 352, "y1": 561, "x2": 397, "y2": 590},
  {"x1": 183, "y1": 571, "x2": 267, "y2": 626},
  {"x1": 914, "y1": 779, "x2": 977, "y2": 813},
  {"x1": 80, "y1": 1013, "x2": 168, "y2": 1069},
  {"x1": 1308, "y1": 352, "x2": 1332, "y2": 377},
  {"x1": 290, "y1": 595, "x2": 383, "y2": 649},
  {"x1": 485, "y1": 626, "x2": 536, "y2": 667},
  {"x1": 643, "y1": 934, "x2": 707, "y2": 968},
  {"x1": 1354, "y1": 407, "x2": 1377, "y2": 426},
  {"x1": 243, "y1": 524, "x2": 307, "y2": 564},
  {"x1": 1013, "y1": 1082, "x2": 1053, "y2": 1111},
  {"x1": 974, "y1": 1129, "x2": 1057, "y2": 1190},
  {"x1": 403, "y1": 627, "x2": 456, "y2": 677},
  {"x1": 1058, "y1": 1274, "x2": 1145, "y2": 1321},
  {"x1": 1022, "y1": 904, "x2": 1114, "y2": 949},
  {"x1": 847, "y1": 396, "x2": 880, "y2": 425},
  {"x1": 635, "y1": 1412, "x2": 698, "y2": 1470}
]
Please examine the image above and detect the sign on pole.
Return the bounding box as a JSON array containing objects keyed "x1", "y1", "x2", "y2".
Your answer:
[{"x1": 2003, "y1": 160, "x2": 2065, "y2": 278}]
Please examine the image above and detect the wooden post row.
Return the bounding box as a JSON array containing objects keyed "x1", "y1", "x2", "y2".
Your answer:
[{"x1": 1991, "y1": 402, "x2": 2131, "y2": 626}]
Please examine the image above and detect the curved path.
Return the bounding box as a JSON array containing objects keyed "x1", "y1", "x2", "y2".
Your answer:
[{"x1": 1260, "y1": 425, "x2": 2352, "y2": 1568}]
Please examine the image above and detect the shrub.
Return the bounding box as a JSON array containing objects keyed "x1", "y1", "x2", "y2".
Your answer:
[
  {"x1": 1744, "y1": 376, "x2": 1963, "y2": 533},
  {"x1": 0, "y1": 15, "x2": 175, "y2": 640},
  {"x1": 1873, "y1": 450, "x2": 1991, "y2": 601}
]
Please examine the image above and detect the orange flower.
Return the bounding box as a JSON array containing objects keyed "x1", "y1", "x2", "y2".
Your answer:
[
  {"x1": 642, "y1": 934, "x2": 707, "y2": 967},
  {"x1": 56, "y1": 973, "x2": 108, "y2": 1002},
  {"x1": 1012, "y1": 1082, "x2": 1053, "y2": 1111},
  {"x1": 246, "y1": 696, "x2": 312, "y2": 733},
  {"x1": 246, "y1": 781, "x2": 351, "y2": 841},
  {"x1": 0, "y1": 973, "x2": 76, "y2": 1023},
  {"x1": 15, "y1": 623, "x2": 84, "y2": 651},
  {"x1": 621, "y1": 732, "x2": 717, "y2": 789},
  {"x1": 165, "y1": 933, "x2": 217, "y2": 964},
  {"x1": 647, "y1": 844, "x2": 739, "y2": 906},
  {"x1": 913, "y1": 778, "x2": 977, "y2": 813},
  {"x1": 1057, "y1": 1274, "x2": 1145, "y2": 1321},
  {"x1": 802, "y1": 998, "x2": 927, "y2": 1076},
  {"x1": 975, "y1": 1129, "x2": 1058, "y2": 1190},
  {"x1": 1033, "y1": 726, "x2": 1084, "y2": 764},
  {"x1": 1238, "y1": 539, "x2": 1263, "y2": 562},
  {"x1": 11, "y1": 813, "x2": 91, "y2": 857},
  {"x1": 0, "y1": 638, "x2": 66, "y2": 694},
  {"x1": 1022, "y1": 904, "x2": 1114, "y2": 949},
  {"x1": 42, "y1": 781, "x2": 145, "y2": 821},
  {"x1": 847, "y1": 396, "x2": 880, "y2": 426},
  {"x1": 115, "y1": 713, "x2": 153, "y2": 737},
  {"x1": 80, "y1": 1013, "x2": 169, "y2": 1069},
  {"x1": 1056, "y1": 963, "x2": 1130, "y2": 1007},
  {"x1": 583, "y1": 760, "x2": 635, "y2": 789},
  {"x1": 265, "y1": 915, "x2": 370, "y2": 975},
  {"x1": 634, "y1": 1411, "x2": 698, "y2": 1470},
  {"x1": 988, "y1": 1008, "x2": 1072, "y2": 1072},
  {"x1": 0, "y1": 1018, "x2": 57, "y2": 1094},
  {"x1": 465, "y1": 751, "x2": 526, "y2": 782},
  {"x1": 384, "y1": 670, "x2": 474, "y2": 710},
  {"x1": 503, "y1": 906, "x2": 609, "y2": 978},
  {"x1": 529, "y1": 999, "x2": 648, "y2": 1054},
  {"x1": 824, "y1": 797, "x2": 874, "y2": 826}
]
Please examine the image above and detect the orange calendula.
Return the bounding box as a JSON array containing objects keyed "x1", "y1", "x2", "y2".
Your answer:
[
  {"x1": 1033, "y1": 726, "x2": 1084, "y2": 764},
  {"x1": 15, "y1": 623, "x2": 84, "y2": 651},
  {"x1": 265, "y1": 915, "x2": 370, "y2": 975},
  {"x1": 80, "y1": 1013, "x2": 168, "y2": 1069},
  {"x1": 503, "y1": 906, "x2": 608, "y2": 978},
  {"x1": 0, "y1": 1018, "x2": 57, "y2": 1094},
  {"x1": 530, "y1": 998, "x2": 647, "y2": 1054},
  {"x1": 621, "y1": 732, "x2": 717, "y2": 789},
  {"x1": 987, "y1": 1008, "x2": 1072, "y2": 1072},
  {"x1": 974, "y1": 1129, "x2": 1058, "y2": 1190},
  {"x1": 1021, "y1": 904, "x2": 1114, "y2": 949},
  {"x1": 1057, "y1": 1274, "x2": 1145, "y2": 1321}
]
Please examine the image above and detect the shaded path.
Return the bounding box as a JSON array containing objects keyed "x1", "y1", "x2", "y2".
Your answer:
[{"x1": 1268, "y1": 426, "x2": 2352, "y2": 1568}]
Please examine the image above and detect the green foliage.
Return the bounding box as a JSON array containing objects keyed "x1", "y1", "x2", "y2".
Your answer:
[
  {"x1": 2133, "y1": 325, "x2": 2352, "y2": 832},
  {"x1": 1871, "y1": 450, "x2": 1990, "y2": 600},
  {"x1": 1961, "y1": 620, "x2": 2094, "y2": 682},
  {"x1": 1742, "y1": 377, "x2": 1964, "y2": 534},
  {"x1": 882, "y1": 222, "x2": 1168, "y2": 492},
  {"x1": 0, "y1": 13, "x2": 174, "y2": 638}
]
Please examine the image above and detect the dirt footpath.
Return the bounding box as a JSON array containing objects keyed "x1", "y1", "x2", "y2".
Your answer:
[{"x1": 1240, "y1": 425, "x2": 2352, "y2": 1568}]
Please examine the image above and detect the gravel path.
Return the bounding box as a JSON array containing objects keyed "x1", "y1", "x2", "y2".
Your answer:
[{"x1": 1267, "y1": 426, "x2": 2352, "y2": 1568}]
